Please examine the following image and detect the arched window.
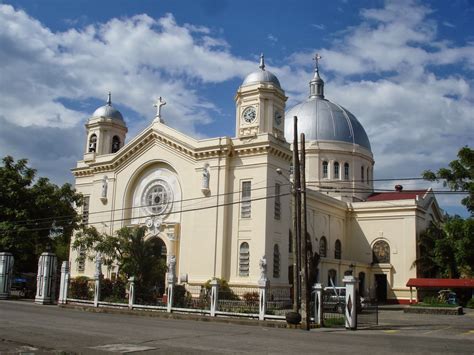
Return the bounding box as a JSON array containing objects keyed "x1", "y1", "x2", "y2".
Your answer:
[
  {"x1": 334, "y1": 162, "x2": 340, "y2": 179},
  {"x1": 239, "y1": 242, "x2": 250, "y2": 276},
  {"x1": 367, "y1": 167, "x2": 370, "y2": 185},
  {"x1": 273, "y1": 244, "x2": 280, "y2": 278},
  {"x1": 328, "y1": 269, "x2": 337, "y2": 287},
  {"x1": 359, "y1": 272, "x2": 366, "y2": 296},
  {"x1": 88, "y1": 134, "x2": 97, "y2": 153},
  {"x1": 361, "y1": 166, "x2": 364, "y2": 183},
  {"x1": 322, "y1": 161, "x2": 328, "y2": 178},
  {"x1": 372, "y1": 240, "x2": 390, "y2": 264},
  {"x1": 319, "y1": 236, "x2": 327, "y2": 257},
  {"x1": 112, "y1": 135, "x2": 121, "y2": 153},
  {"x1": 334, "y1": 239, "x2": 342, "y2": 259},
  {"x1": 344, "y1": 163, "x2": 349, "y2": 180}
]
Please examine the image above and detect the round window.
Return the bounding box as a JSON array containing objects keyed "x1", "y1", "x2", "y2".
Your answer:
[{"x1": 142, "y1": 180, "x2": 173, "y2": 216}]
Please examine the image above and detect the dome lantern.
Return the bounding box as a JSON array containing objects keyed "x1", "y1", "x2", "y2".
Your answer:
[
  {"x1": 309, "y1": 53, "x2": 324, "y2": 99},
  {"x1": 241, "y1": 53, "x2": 281, "y2": 88}
]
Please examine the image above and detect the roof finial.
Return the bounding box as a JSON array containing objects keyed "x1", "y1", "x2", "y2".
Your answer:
[
  {"x1": 259, "y1": 53, "x2": 265, "y2": 71},
  {"x1": 313, "y1": 53, "x2": 322, "y2": 73},
  {"x1": 107, "y1": 91, "x2": 112, "y2": 106}
]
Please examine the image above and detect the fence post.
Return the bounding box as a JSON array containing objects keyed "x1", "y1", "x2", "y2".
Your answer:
[
  {"x1": 128, "y1": 276, "x2": 135, "y2": 310},
  {"x1": 210, "y1": 278, "x2": 219, "y2": 317},
  {"x1": 313, "y1": 283, "x2": 323, "y2": 326},
  {"x1": 343, "y1": 275, "x2": 357, "y2": 330},
  {"x1": 167, "y1": 256, "x2": 176, "y2": 313},
  {"x1": 35, "y1": 252, "x2": 57, "y2": 305},
  {"x1": 0, "y1": 252, "x2": 14, "y2": 300},
  {"x1": 93, "y1": 254, "x2": 102, "y2": 308},
  {"x1": 258, "y1": 279, "x2": 269, "y2": 321},
  {"x1": 58, "y1": 261, "x2": 70, "y2": 304}
]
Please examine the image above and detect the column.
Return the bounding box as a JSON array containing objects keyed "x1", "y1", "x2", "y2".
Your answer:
[
  {"x1": 35, "y1": 252, "x2": 58, "y2": 305},
  {"x1": 58, "y1": 261, "x2": 70, "y2": 304},
  {"x1": 0, "y1": 252, "x2": 14, "y2": 300},
  {"x1": 258, "y1": 255, "x2": 269, "y2": 321},
  {"x1": 343, "y1": 275, "x2": 357, "y2": 330},
  {"x1": 313, "y1": 283, "x2": 323, "y2": 326}
]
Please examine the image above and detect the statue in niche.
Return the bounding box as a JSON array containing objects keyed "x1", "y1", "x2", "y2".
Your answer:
[
  {"x1": 259, "y1": 255, "x2": 267, "y2": 281},
  {"x1": 201, "y1": 164, "x2": 210, "y2": 193},
  {"x1": 101, "y1": 176, "x2": 108, "y2": 199}
]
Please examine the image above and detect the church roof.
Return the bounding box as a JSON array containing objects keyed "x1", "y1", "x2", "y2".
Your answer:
[
  {"x1": 91, "y1": 92, "x2": 124, "y2": 122},
  {"x1": 284, "y1": 55, "x2": 371, "y2": 151},
  {"x1": 242, "y1": 54, "x2": 281, "y2": 88},
  {"x1": 367, "y1": 189, "x2": 428, "y2": 201}
]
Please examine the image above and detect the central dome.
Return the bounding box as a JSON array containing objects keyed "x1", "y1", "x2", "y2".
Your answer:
[
  {"x1": 242, "y1": 54, "x2": 281, "y2": 88},
  {"x1": 284, "y1": 67, "x2": 371, "y2": 151}
]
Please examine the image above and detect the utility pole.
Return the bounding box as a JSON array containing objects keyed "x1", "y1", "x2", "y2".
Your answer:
[
  {"x1": 292, "y1": 116, "x2": 301, "y2": 313},
  {"x1": 300, "y1": 133, "x2": 310, "y2": 330}
]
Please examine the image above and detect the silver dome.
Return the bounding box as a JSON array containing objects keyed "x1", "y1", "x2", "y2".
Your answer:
[
  {"x1": 242, "y1": 54, "x2": 281, "y2": 88},
  {"x1": 91, "y1": 92, "x2": 124, "y2": 121},
  {"x1": 284, "y1": 97, "x2": 372, "y2": 151}
]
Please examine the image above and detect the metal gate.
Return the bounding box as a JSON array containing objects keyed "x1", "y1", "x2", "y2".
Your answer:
[
  {"x1": 357, "y1": 301, "x2": 379, "y2": 328},
  {"x1": 321, "y1": 289, "x2": 345, "y2": 327}
]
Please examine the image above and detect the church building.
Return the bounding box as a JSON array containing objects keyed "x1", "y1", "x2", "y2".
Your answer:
[{"x1": 70, "y1": 55, "x2": 443, "y2": 303}]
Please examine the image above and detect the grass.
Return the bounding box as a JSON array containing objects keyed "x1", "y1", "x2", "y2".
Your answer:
[
  {"x1": 412, "y1": 302, "x2": 458, "y2": 308},
  {"x1": 323, "y1": 317, "x2": 345, "y2": 327}
]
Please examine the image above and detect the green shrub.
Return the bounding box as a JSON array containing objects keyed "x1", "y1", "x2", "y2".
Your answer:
[
  {"x1": 69, "y1": 276, "x2": 92, "y2": 300},
  {"x1": 173, "y1": 284, "x2": 192, "y2": 307},
  {"x1": 100, "y1": 278, "x2": 127, "y2": 302},
  {"x1": 204, "y1": 278, "x2": 239, "y2": 300},
  {"x1": 467, "y1": 298, "x2": 474, "y2": 309}
]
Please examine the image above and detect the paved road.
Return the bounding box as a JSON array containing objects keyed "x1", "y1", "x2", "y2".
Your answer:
[{"x1": 0, "y1": 300, "x2": 473, "y2": 354}]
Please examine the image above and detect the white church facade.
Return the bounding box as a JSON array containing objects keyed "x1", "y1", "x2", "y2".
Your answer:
[{"x1": 70, "y1": 55, "x2": 443, "y2": 303}]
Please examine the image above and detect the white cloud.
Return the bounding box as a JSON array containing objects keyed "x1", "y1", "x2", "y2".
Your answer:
[
  {"x1": 281, "y1": 0, "x2": 473, "y2": 215},
  {"x1": 311, "y1": 24, "x2": 326, "y2": 30}
]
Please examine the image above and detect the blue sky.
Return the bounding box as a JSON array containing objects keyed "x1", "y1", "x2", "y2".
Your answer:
[{"x1": 0, "y1": 0, "x2": 473, "y2": 216}]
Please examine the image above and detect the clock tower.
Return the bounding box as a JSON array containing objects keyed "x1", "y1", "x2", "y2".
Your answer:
[{"x1": 235, "y1": 54, "x2": 287, "y2": 139}]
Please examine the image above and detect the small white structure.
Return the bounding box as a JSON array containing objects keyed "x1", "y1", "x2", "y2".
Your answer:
[
  {"x1": 0, "y1": 252, "x2": 14, "y2": 300},
  {"x1": 35, "y1": 252, "x2": 57, "y2": 304},
  {"x1": 58, "y1": 261, "x2": 70, "y2": 304}
]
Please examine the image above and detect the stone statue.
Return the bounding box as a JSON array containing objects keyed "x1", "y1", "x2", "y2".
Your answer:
[
  {"x1": 101, "y1": 176, "x2": 108, "y2": 199},
  {"x1": 259, "y1": 255, "x2": 267, "y2": 281},
  {"x1": 202, "y1": 164, "x2": 210, "y2": 191}
]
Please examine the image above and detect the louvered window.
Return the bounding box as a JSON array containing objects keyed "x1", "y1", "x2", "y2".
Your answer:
[
  {"x1": 241, "y1": 181, "x2": 251, "y2": 218},
  {"x1": 239, "y1": 242, "x2": 250, "y2": 276},
  {"x1": 273, "y1": 244, "x2": 280, "y2": 278},
  {"x1": 274, "y1": 183, "x2": 281, "y2": 220},
  {"x1": 82, "y1": 196, "x2": 90, "y2": 225}
]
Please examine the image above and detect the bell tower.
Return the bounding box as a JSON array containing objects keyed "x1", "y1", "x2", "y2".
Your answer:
[
  {"x1": 235, "y1": 54, "x2": 287, "y2": 139},
  {"x1": 84, "y1": 92, "x2": 128, "y2": 161}
]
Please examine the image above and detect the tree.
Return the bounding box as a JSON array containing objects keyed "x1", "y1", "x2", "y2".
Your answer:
[
  {"x1": 415, "y1": 216, "x2": 474, "y2": 278},
  {"x1": 73, "y1": 225, "x2": 167, "y2": 291},
  {"x1": 0, "y1": 156, "x2": 82, "y2": 272},
  {"x1": 423, "y1": 146, "x2": 473, "y2": 216}
]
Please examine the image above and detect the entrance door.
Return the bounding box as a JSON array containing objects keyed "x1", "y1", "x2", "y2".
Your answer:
[{"x1": 375, "y1": 274, "x2": 387, "y2": 303}]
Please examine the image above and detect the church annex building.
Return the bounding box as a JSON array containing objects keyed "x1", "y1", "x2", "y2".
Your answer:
[{"x1": 70, "y1": 55, "x2": 443, "y2": 304}]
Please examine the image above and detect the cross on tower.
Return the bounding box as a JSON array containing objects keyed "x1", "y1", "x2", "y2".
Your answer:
[
  {"x1": 153, "y1": 96, "x2": 167, "y2": 121},
  {"x1": 313, "y1": 53, "x2": 322, "y2": 71}
]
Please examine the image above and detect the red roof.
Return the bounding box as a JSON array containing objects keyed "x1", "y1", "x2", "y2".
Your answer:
[
  {"x1": 367, "y1": 190, "x2": 428, "y2": 202},
  {"x1": 406, "y1": 278, "x2": 474, "y2": 288}
]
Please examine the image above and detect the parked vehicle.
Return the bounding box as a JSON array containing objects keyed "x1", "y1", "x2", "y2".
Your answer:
[
  {"x1": 438, "y1": 290, "x2": 458, "y2": 305},
  {"x1": 323, "y1": 287, "x2": 346, "y2": 313}
]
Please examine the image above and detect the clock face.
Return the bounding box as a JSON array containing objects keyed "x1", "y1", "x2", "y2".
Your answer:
[
  {"x1": 274, "y1": 110, "x2": 282, "y2": 126},
  {"x1": 242, "y1": 106, "x2": 257, "y2": 124}
]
